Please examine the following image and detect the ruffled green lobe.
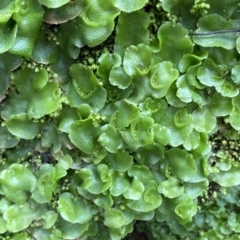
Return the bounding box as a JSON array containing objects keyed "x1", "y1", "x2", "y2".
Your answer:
[
  {"x1": 0, "y1": 20, "x2": 18, "y2": 54},
  {"x1": 104, "y1": 209, "x2": 126, "y2": 228},
  {"x1": 70, "y1": 63, "x2": 99, "y2": 95},
  {"x1": 166, "y1": 148, "x2": 197, "y2": 182},
  {"x1": 123, "y1": 44, "x2": 152, "y2": 77},
  {"x1": 0, "y1": 53, "x2": 21, "y2": 101},
  {"x1": 69, "y1": 118, "x2": 100, "y2": 154},
  {"x1": 42, "y1": 211, "x2": 58, "y2": 229},
  {"x1": 44, "y1": 0, "x2": 84, "y2": 24},
  {"x1": 231, "y1": 65, "x2": 240, "y2": 84},
  {"x1": 127, "y1": 180, "x2": 162, "y2": 212},
  {"x1": 93, "y1": 194, "x2": 113, "y2": 210},
  {"x1": 212, "y1": 165, "x2": 240, "y2": 187},
  {"x1": 229, "y1": 95, "x2": 240, "y2": 130},
  {"x1": 197, "y1": 58, "x2": 225, "y2": 87},
  {"x1": 123, "y1": 177, "x2": 144, "y2": 200},
  {"x1": 192, "y1": 14, "x2": 240, "y2": 49},
  {"x1": 13, "y1": 68, "x2": 61, "y2": 119},
  {"x1": 97, "y1": 52, "x2": 122, "y2": 80},
  {"x1": 160, "y1": 107, "x2": 194, "y2": 147},
  {"x1": 77, "y1": 164, "x2": 113, "y2": 194},
  {"x1": 57, "y1": 107, "x2": 82, "y2": 133},
  {"x1": 109, "y1": 171, "x2": 130, "y2": 196},
  {"x1": 58, "y1": 192, "x2": 92, "y2": 224},
  {"x1": 0, "y1": 164, "x2": 36, "y2": 204},
  {"x1": 109, "y1": 66, "x2": 132, "y2": 89},
  {"x1": 68, "y1": 63, "x2": 107, "y2": 111},
  {"x1": 32, "y1": 164, "x2": 56, "y2": 203},
  {"x1": 106, "y1": 150, "x2": 133, "y2": 171},
  {"x1": 178, "y1": 51, "x2": 208, "y2": 73},
  {"x1": 39, "y1": 0, "x2": 70, "y2": 8},
  {"x1": 149, "y1": 61, "x2": 179, "y2": 98},
  {"x1": 111, "y1": 100, "x2": 139, "y2": 129},
  {"x1": 209, "y1": 92, "x2": 232, "y2": 117},
  {"x1": 59, "y1": 0, "x2": 119, "y2": 52},
  {"x1": 158, "y1": 177, "x2": 184, "y2": 199},
  {"x1": 10, "y1": 0, "x2": 44, "y2": 57},
  {"x1": 113, "y1": 0, "x2": 148, "y2": 13},
  {"x1": 159, "y1": 193, "x2": 197, "y2": 225},
  {"x1": 0, "y1": 1, "x2": 17, "y2": 24},
  {"x1": 6, "y1": 114, "x2": 41, "y2": 140},
  {"x1": 153, "y1": 22, "x2": 194, "y2": 67},
  {"x1": 0, "y1": 126, "x2": 19, "y2": 148},
  {"x1": 114, "y1": 11, "x2": 150, "y2": 57},
  {"x1": 192, "y1": 107, "x2": 216, "y2": 133},
  {"x1": 120, "y1": 116, "x2": 154, "y2": 149},
  {"x1": 4, "y1": 202, "x2": 41, "y2": 232}
]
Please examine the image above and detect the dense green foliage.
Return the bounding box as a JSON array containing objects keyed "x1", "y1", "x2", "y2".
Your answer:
[{"x1": 0, "y1": 0, "x2": 240, "y2": 239}]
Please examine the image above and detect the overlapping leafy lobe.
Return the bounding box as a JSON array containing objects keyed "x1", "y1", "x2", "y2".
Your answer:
[
  {"x1": 6, "y1": 114, "x2": 41, "y2": 140},
  {"x1": 9, "y1": 0, "x2": 44, "y2": 57},
  {"x1": 77, "y1": 164, "x2": 113, "y2": 194},
  {"x1": 0, "y1": 164, "x2": 36, "y2": 204},
  {"x1": 32, "y1": 164, "x2": 56, "y2": 203},
  {"x1": 58, "y1": 0, "x2": 120, "y2": 54},
  {"x1": 127, "y1": 180, "x2": 162, "y2": 212},
  {"x1": 0, "y1": 20, "x2": 18, "y2": 54},
  {"x1": 114, "y1": 10, "x2": 150, "y2": 57},
  {"x1": 39, "y1": 0, "x2": 70, "y2": 8},
  {"x1": 113, "y1": 0, "x2": 148, "y2": 12},
  {"x1": 0, "y1": 52, "x2": 21, "y2": 101},
  {"x1": 160, "y1": 107, "x2": 194, "y2": 147},
  {"x1": 69, "y1": 118, "x2": 101, "y2": 155},
  {"x1": 166, "y1": 148, "x2": 197, "y2": 182},
  {"x1": 58, "y1": 192, "x2": 92, "y2": 224},
  {"x1": 192, "y1": 107, "x2": 216, "y2": 133},
  {"x1": 0, "y1": 126, "x2": 19, "y2": 148},
  {"x1": 153, "y1": 22, "x2": 194, "y2": 67},
  {"x1": 10, "y1": 67, "x2": 61, "y2": 119},
  {"x1": 123, "y1": 44, "x2": 152, "y2": 77},
  {"x1": 192, "y1": 14, "x2": 240, "y2": 49},
  {"x1": 44, "y1": 0, "x2": 84, "y2": 24},
  {"x1": 68, "y1": 63, "x2": 107, "y2": 111},
  {"x1": 149, "y1": 61, "x2": 179, "y2": 98},
  {"x1": 4, "y1": 202, "x2": 42, "y2": 232},
  {"x1": 158, "y1": 177, "x2": 184, "y2": 198}
]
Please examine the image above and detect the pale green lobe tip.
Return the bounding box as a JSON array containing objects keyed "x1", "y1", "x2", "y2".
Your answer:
[
  {"x1": 6, "y1": 115, "x2": 41, "y2": 140},
  {"x1": 109, "y1": 66, "x2": 132, "y2": 89},
  {"x1": 123, "y1": 44, "x2": 152, "y2": 77},
  {"x1": 231, "y1": 64, "x2": 240, "y2": 84},
  {"x1": 149, "y1": 61, "x2": 179, "y2": 98},
  {"x1": 212, "y1": 165, "x2": 240, "y2": 187},
  {"x1": 166, "y1": 148, "x2": 197, "y2": 182},
  {"x1": 58, "y1": 192, "x2": 92, "y2": 224},
  {"x1": 107, "y1": 150, "x2": 133, "y2": 171},
  {"x1": 0, "y1": 20, "x2": 18, "y2": 54},
  {"x1": 114, "y1": 11, "x2": 150, "y2": 57},
  {"x1": 4, "y1": 202, "x2": 39, "y2": 232},
  {"x1": 0, "y1": 164, "x2": 36, "y2": 204},
  {"x1": 104, "y1": 209, "x2": 126, "y2": 228},
  {"x1": 159, "y1": 177, "x2": 184, "y2": 199},
  {"x1": 123, "y1": 177, "x2": 144, "y2": 200},
  {"x1": 38, "y1": 0, "x2": 70, "y2": 8},
  {"x1": 154, "y1": 22, "x2": 194, "y2": 67},
  {"x1": 69, "y1": 118, "x2": 100, "y2": 154},
  {"x1": 42, "y1": 211, "x2": 58, "y2": 229},
  {"x1": 113, "y1": 0, "x2": 148, "y2": 13},
  {"x1": 192, "y1": 107, "x2": 216, "y2": 133}
]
